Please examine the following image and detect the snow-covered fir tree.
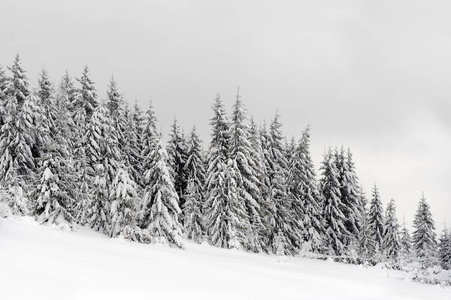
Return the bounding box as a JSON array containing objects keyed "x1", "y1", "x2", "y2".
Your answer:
[
  {"x1": 166, "y1": 118, "x2": 189, "y2": 219},
  {"x1": 412, "y1": 193, "x2": 437, "y2": 261},
  {"x1": 140, "y1": 102, "x2": 158, "y2": 189},
  {"x1": 87, "y1": 163, "x2": 110, "y2": 234},
  {"x1": 183, "y1": 127, "x2": 206, "y2": 243},
  {"x1": 76, "y1": 66, "x2": 98, "y2": 119},
  {"x1": 438, "y1": 226, "x2": 451, "y2": 270},
  {"x1": 31, "y1": 143, "x2": 77, "y2": 229},
  {"x1": 229, "y1": 90, "x2": 266, "y2": 252},
  {"x1": 369, "y1": 184, "x2": 385, "y2": 255},
  {"x1": 140, "y1": 136, "x2": 184, "y2": 248},
  {"x1": 204, "y1": 95, "x2": 250, "y2": 250},
  {"x1": 335, "y1": 148, "x2": 363, "y2": 249},
  {"x1": 319, "y1": 148, "x2": 349, "y2": 256},
  {"x1": 265, "y1": 113, "x2": 299, "y2": 254},
  {"x1": 357, "y1": 188, "x2": 375, "y2": 260},
  {"x1": 287, "y1": 126, "x2": 325, "y2": 253},
  {"x1": 7, "y1": 55, "x2": 30, "y2": 107},
  {"x1": 399, "y1": 220, "x2": 413, "y2": 259},
  {"x1": 109, "y1": 165, "x2": 138, "y2": 239},
  {"x1": 0, "y1": 65, "x2": 10, "y2": 127},
  {"x1": 383, "y1": 199, "x2": 401, "y2": 260}
]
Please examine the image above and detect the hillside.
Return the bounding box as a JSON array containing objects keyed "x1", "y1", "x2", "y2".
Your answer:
[{"x1": 1, "y1": 217, "x2": 450, "y2": 300}]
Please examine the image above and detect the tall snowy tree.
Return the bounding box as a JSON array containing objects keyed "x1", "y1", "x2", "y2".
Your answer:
[
  {"x1": 229, "y1": 90, "x2": 266, "y2": 252},
  {"x1": 319, "y1": 148, "x2": 349, "y2": 256},
  {"x1": 369, "y1": 184, "x2": 385, "y2": 254},
  {"x1": 264, "y1": 113, "x2": 299, "y2": 254},
  {"x1": 109, "y1": 166, "x2": 138, "y2": 239},
  {"x1": 32, "y1": 143, "x2": 77, "y2": 229},
  {"x1": 183, "y1": 127, "x2": 206, "y2": 243},
  {"x1": 287, "y1": 126, "x2": 325, "y2": 253},
  {"x1": 76, "y1": 66, "x2": 98, "y2": 119},
  {"x1": 438, "y1": 226, "x2": 451, "y2": 270},
  {"x1": 140, "y1": 102, "x2": 158, "y2": 189},
  {"x1": 140, "y1": 136, "x2": 184, "y2": 248},
  {"x1": 7, "y1": 55, "x2": 30, "y2": 107},
  {"x1": 0, "y1": 65, "x2": 10, "y2": 127},
  {"x1": 399, "y1": 219, "x2": 413, "y2": 259},
  {"x1": 166, "y1": 119, "x2": 189, "y2": 217},
  {"x1": 204, "y1": 95, "x2": 250, "y2": 250},
  {"x1": 335, "y1": 148, "x2": 363, "y2": 248},
  {"x1": 412, "y1": 193, "x2": 437, "y2": 261},
  {"x1": 383, "y1": 199, "x2": 401, "y2": 260}
]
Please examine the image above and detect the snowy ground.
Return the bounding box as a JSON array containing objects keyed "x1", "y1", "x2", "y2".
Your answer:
[{"x1": 1, "y1": 217, "x2": 450, "y2": 300}]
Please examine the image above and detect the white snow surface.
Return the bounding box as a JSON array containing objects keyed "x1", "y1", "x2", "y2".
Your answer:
[{"x1": 1, "y1": 217, "x2": 450, "y2": 300}]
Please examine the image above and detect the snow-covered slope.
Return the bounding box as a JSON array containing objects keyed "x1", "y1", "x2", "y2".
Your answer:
[{"x1": 1, "y1": 217, "x2": 450, "y2": 300}]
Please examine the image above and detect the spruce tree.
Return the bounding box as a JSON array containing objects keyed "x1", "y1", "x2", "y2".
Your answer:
[
  {"x1": 265, "y1": 113, "x2": 299, "y2": 254},
  {"x1": 32, "y1": 143, "x2": 77, "y2": 228},
  {"x1": 7, "y1": 55, "x2": 30, "y2": 107},
  {"x1": 412, "y1": 193, "x2": 437, "y2": 261},
  {"x1": 166, "y1": 119, "x2": 189, "y2": 217},
  {"x1": 287, "y1": 126, "x2": 325, "y2": 253},
  {"x1": 204, "y1": 95, "x2": 250, "y2": 250},
  {"x1": 438, "y1": 226, "x2": 451, "y2": 270},
  {"x1": 140, "y1": 136, "x2": 184, "y2": 248},
  {"x1": 109, "y1": 166, "x2": 138, "y2": 239},
  {"x1": 319, "y1": 148, "x2": 349, "y2": 256},
  {"x1": 229, "y1": 90, "x2": 266, "y2": 252},
  {"x1": 399, "y1": 220, "x2": 413, "y2": 259},
  {"x1": 140, "y1": 102, "x2": 158, "y2": 189},
  {"x1": 369, "y1": 184, "x2": 385, "y2": 254},
  {"x1": 76, "y1": 66, "x2": 98, "y2": 119},
  {"x1": 383, "y1": 199, "x2": 401, "y2": 260},
  {"x1": 183, "y1": 127, "x2": 206, "y2": 243}
]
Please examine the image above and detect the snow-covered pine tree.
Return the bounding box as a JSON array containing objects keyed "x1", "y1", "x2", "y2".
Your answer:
[
  {"x1": 140, "y1": 102, "x2": 158, "y2": 189},
  {"x1": 7, "y1": 55, "x2": 30, "y2": 107},
  {"x1": 0, "y1": 65, "x2": 10, "y2": 127},
  {"x1": 287, "y1": 126, "x2": 325, "y2": 253},
  {"x1": 140, "y1": 136, "x2": 184, "y2": 248},
  {"x1": 399, "y1": 219, "x2": 413, "y2": 259},
  {"x1": 122, "y1": 104, "x2": 142, "y2": 186},
  {"x1": 166, "y1": 119, "x2": 189, "y2": 219},
  {"x1": 183, "y1": 127, "x2": 206, "y2": 243},
  {"x1": 85, "y1": 105, "x2": 121, "y2": 233},
  {"x1": 319, "y1": 148, "x2": 349, "y2": 256},
  {"x1": 412, "y1": 193, "x2": 437, "y2": 262},
  {"x1": 336, "y1": 148, "x2": 363, "y2": 249},
  {"x1": 383, "y1": 199, "x2": 401, "y2": 260},
  {"x1": 369, "y1": 184, "x2": 385, "y2": 255},
  {"x1": 88, "y1": 163, "x2": 110, "y2": 234},
  {"x1": 265, "y1": 113, "x2": 299, "y2": 255},
  {"x1": 438, "y1": 226, "x2": 451, "y2": 270},
  {"x1": 109, "y1": 165, "x2": 138, "y2": 239},
  {"x1": 76, "y1": 66, "x2": 98, "y2": 119},
  {"x1": 204, "y1": 94, "x2": 250, "y2": 250},
  {"x1": 250, "y1": 118, "x2": 273, "y2": 251},
  {"x1": 229, "y1": 90, "x2": 266, "y2": 252},
  {"x1": 106, "y1": 76, "x2": 127, "y2": 158},
  {"x1": 32, "y1": 143, "x2": 77, "y2": 229}
]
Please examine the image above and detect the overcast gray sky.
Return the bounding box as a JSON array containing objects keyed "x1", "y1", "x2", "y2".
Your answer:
[{"x1": 1, "y1": 0, "x2": 450, "y2": 231}]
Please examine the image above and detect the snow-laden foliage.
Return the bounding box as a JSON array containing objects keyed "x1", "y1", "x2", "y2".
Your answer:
[
  {"x1": 229, "y1": 91, "x2": 266, "y2": 252},
  {"x1": 109, "y1": 166, "x2": 138, "y2": 239},
  {"x1": 439, "y1": 228, "x2": 451, "y2": 270},
  {"x1": 412, "y1": 193, "x2": 437, "y2": 261},
  {"x1": 7, "y1": 55, "x2": 30, "y2": 107},
  {"x1": 320, "y1": 148, "x2": 349, "y2": 256},
  {"x1": 204, "y1": 95, "x2": 251, "y2": 250},
  {"x1": 369, "y1": 184, "x2": 385, "y2": 255},
  {"x1": 183, "y1": 127, "x2": 206, "y2": 243},
  {"x1": 140, "y1": 137, "x2": 184, "y2": 248},
  {"x1": 76, "y1": 66, "x2": 98, "y2": 119},
  {"x1": 32, "y1": 144, "x2": 76, "y2": 229},
  {"x1": 166, "y1": 119, "x2": 189, "y2": 218},
  {"x1": 383, "y1": 199, "x2": 401, "y2": 260},
  {"x1": 287, "y1": 126, "x2": 325, "y2": 253}
]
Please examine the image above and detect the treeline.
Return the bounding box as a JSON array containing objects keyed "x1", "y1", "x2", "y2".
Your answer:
[{"x1": 0, "y1": 55, "x2": 450, "y2": 271}]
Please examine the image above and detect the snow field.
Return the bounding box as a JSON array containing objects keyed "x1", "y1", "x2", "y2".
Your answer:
[{"x1": 1, "y1": 217, "x2": 450, "y2": 300}]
